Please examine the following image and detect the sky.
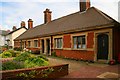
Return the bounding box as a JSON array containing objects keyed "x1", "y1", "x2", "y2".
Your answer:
[{"x1": 0, "y1": 0, "x2": 119, "y2": 31}]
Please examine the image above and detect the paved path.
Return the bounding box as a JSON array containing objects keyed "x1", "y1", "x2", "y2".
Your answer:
[{"x1": 48, "y1": 57, "x2": 119, "y2": 78}]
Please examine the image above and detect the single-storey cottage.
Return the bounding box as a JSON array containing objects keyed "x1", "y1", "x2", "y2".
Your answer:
[{"x1": 14, "y1": 0, "x2": 120, "y2": 63}]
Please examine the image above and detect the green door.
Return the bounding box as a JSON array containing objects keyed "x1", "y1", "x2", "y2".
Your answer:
[{"x1": 97, "y1": 34, "x2": 109, "y2": 60}]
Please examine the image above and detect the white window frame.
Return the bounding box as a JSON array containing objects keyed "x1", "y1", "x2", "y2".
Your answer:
[
  {"x1": 73, "y1": 35, "x2": 86, "y2": 49},
  {"x1": 34, "y1": 40, "x2": 38, "y2": 48},
  {"x1": 54, "y1": 38, "x2": 63, "y2": 49},
  {"x1": 28, "y1": 41, "x2": 31, "y2": 48}
]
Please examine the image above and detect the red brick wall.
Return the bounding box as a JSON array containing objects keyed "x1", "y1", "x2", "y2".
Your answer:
[
  {"x1": 27, "y1": 48, "x2": 40, "y2": 51},
  {"x1": 63, "y1": 34, "x2": 71, "y2": 48},
  {"x1": 113, "y1": 28, "x2": 120, "y2": 61},
  {"x1": 1, "y1": 64, "x2": 68, "y2": 79},
  {"x1": 54, "y1": 49, "x2": 94, "y2": 61},
  {"x1": 87, "y1": 32, "x2": 94, "y2": 48}
]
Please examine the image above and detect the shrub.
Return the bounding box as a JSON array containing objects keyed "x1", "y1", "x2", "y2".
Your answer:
[
  {"x1": 2, "y1": 61, "x2": 24, "y2": 70},
  {"x1": 1, "y1": 51, "x2": 12, "y2": 58},
  {"x1": 2, "y1": 51, "x2": 49, "y2": 70},
  {"x1": 51, "y1": 51, "x2": 56, "y2": 57},
  {"x1": 37, "y1": 55, "x2": 49, "y2": 61},
  {"x1": 0, "y1": 54, "x2": 2, "y2": 57},
  {"x1": 14, "y1": 52, "x2": 32, "y2": 62},
  {"x1": 7, "y1": 50, "x2": 21, "y2": 57},
  {"x1": 14, "y1": 47, "x2": 23, "y2": 51},
  {"x1": 24, "y1": 57, "x2": 49, "y2": 68}
]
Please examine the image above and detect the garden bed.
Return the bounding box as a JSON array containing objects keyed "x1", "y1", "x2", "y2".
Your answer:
[{"x1": 1, "y1": 64, "x2": 68, "y2": 79}]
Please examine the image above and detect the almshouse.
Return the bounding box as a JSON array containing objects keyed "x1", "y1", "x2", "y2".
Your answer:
[{"x1": 14, "y1": 0, "x2": 120, "y2": 63}]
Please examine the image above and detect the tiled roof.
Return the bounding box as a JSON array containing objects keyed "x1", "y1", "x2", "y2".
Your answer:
[{"x1": 15, "y1": 7, "x2": 118, "y2": 40}]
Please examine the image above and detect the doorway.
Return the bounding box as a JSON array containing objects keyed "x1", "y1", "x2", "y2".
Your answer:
[
  {"x1": 97, "y1": 33, "x2": 109, "y2": 60},
  {"x1": 46, "y1": 39, "x2": 50, "y2": 55},
  {"x1": 41, "y1": 39, "x2": 44, "y2": 53}
]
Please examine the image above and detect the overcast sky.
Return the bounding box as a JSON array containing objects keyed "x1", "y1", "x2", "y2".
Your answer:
[{"x1": 0, "y1": 0, "x2": 119, "y2": 31}]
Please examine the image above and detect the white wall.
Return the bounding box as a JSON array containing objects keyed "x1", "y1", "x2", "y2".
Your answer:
[
  {"x1": 6, "y1": 34, "x2": 12, "y2": 46},
  {"x1": 12, "y1": 28, "x2": 26, "y2": 47},
  {"x1": 6, "y1": 28, "x2": 26, "y2": 48},
  {"x1": 0, "y1": 35, "x2": 6, "y2": 46}
]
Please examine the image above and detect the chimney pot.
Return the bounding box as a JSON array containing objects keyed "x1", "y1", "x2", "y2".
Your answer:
[
  {"x1": 44, "y1": 8, "x2": 52, "y2": 24},
  {"x1": 28, "y1": 19, "x2": 33, "y2": 29},
  {"x1": 21, "y1": 21, "x2": 26, "y2": 27},
  {"x1": 12, "y1": 26, "x2": 17, "y2": 31},
  {"x1": 80, "y1": 0, "x2": 90, "y2": 12}
]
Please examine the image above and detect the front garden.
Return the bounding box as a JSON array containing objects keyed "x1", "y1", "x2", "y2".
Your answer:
[{"x1": 0, "y1": 49, "x2": 68, "y2": 79}]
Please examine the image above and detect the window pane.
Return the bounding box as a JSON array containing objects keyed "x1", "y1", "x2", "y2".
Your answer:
[
  {"x1": 82, "y1": 36, "x2": 85, "y2": 44},
  {"x1": 73, "y1": 37, "x2": 77, "y2": 49},
  {"x1": 59, "y1": 39, "x2": 61, "y2": 48},
  {"x1": 82, "y1": 44, "x2": 86, "y2": 49},
  {"x1": 82, "y1": 36, "x2": 86, "y2": 49},
  {"x1": 57, "y1": 39, "x2": 59, "y2": 48},
  {"x1": 34, "y1": 40, "x2": 38, "y2": 47},
  {"x1": 60, "y1": 38, "x2": 62, "y2": 48},
  {"x1": 73, "y1": 35, "x2": 86, "y2": 49},
  {"x1": 55, "y1": 38, "x2": 62, "y2": 48},
  {"x1": 77, "y1": 36, "x2": 81, "y2": 48},
  {"x1": 28, "y1": 41, "x2": 31, "y2": 47}
]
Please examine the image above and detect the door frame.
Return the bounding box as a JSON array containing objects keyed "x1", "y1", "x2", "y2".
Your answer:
[
  {"x1": 97, "y1": 33, "x2": 109, "y2": 60},
  {"x1": 94, "y1": 29, "x2": 113, "y2": 62},
  {"x1": 41, "y1": 39, "x2": 45, "y2": 54},
  {"x1": 46, "y1": 38, "x2": 51, "y2": 55},
  {"x1": 40, "y1": 37, "x2": 51, "y2": 55}
]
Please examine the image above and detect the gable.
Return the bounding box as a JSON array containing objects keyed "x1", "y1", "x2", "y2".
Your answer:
[{"x1": 8, "y1": 27, "x2": 27, "y2": 35}]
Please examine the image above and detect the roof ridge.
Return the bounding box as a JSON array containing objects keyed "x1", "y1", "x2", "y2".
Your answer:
[{"x1": 8, "y1": 27, "x2": 27, "y2": 35}]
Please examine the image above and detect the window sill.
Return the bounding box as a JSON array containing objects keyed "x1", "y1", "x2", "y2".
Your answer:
[
  {"x1": 54, "y1": 48, "x2": 63, "y2": 50},
  {"x1": 72, "y1": 48, "x2": 87, "y2": 51}
]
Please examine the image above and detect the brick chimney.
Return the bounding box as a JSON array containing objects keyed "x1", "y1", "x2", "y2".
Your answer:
[
  {"x1": 44, "y1": 8, "x2": 52, "y2": 24},
  {"x1": 21, "y1": 21, "x2": 25, "y2": 27},
  {"x1": 80, "y1": 0, "x2": 90, "y2": 12},
  {"x1": 12, "y1": 26, "x2": 17, "y2": 31},
  {"x1": 28, "y1": 19, "x2": 33, "y2": 29}
]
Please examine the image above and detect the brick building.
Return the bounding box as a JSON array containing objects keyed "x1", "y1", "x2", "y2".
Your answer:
[{"x1": 14, "y1": 0, "x2": 120, "y2": 63}]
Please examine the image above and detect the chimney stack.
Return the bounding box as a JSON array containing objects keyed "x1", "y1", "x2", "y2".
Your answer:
[
  {"x1": 12, "y1": 26, "x2": 17, "y2": 31},
  {"x1": 44, "y1": 8, "x2": 52, "y2": 24},
  {"x1": 28, "y1": 19, "x2": 33, "y2": 29},
  {"x1": 80, "y1": 0, "x2": 90, "y2": 12},
  {"x1": 21, "y1": 21, "x2": 25, "y2": 27}
]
